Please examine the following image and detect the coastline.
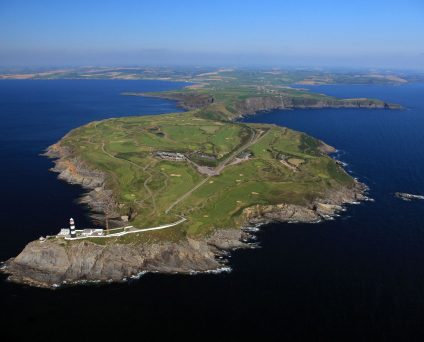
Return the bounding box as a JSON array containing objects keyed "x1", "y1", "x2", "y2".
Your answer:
[
  {"x1": 0, "y1": 80, "x2": 378, "y2": 289},
  {"x1": 125, "y1": 91, "x2": 401, "y2": 117},
  {"x1": 1, "y1": 141, "x2": 368, "y2": 288}
]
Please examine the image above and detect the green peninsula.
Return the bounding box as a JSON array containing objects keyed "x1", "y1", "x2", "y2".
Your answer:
[
  {"x1": 124, "y1": 68, "x2": 401, "y2": 118},
  {"x1": 50, "y1": 111, "x2": 353, "y2": 238},
  {"x1": 4, "y1": 70, "x2": 396, "y2": 288}
]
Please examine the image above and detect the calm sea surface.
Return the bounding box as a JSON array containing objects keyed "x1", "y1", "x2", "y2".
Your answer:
[{"x1": 1, "y1": 80, "x2": 424, "y2": 341}]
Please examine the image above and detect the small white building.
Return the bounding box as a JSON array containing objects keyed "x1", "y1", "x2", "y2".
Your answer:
[
  {"x1": 155, "y1": 151, "x2": 186, "y2": 161},
  {"x1": 58, "y1": 228, "x2": 70, "y2": 237},
  {"x1": 80, "y1": 228, "x2": 104, "y2": 237}
]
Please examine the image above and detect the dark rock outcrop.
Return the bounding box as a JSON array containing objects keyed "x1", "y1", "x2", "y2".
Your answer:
[
  {"x1": 3, "y1": 229, "x2": 247, "y2": 288},
  {"x1": 241, "y1": 180, "x2": 367, "y2": 225},
  {"x1": 139, "y1": 92, "x2": 400, "y2": 120},
  {"x1": 1, "y1": 176, "x2": 368, "y2": 288},
  {"x1": 44, "y1": 144, "x2": 120, "y2": 220},
  {"x1": 233, "y1": 96, "x2": 399, "y2": 117}
]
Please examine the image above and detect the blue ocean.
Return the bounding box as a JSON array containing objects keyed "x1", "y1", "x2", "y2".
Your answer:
[{"x1": 1, "y1": 80, "x2": 423, "y2": 340}]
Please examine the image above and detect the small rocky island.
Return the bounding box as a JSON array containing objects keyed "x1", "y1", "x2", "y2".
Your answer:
[
  {"x1": 2, "y1": 69, "x2": 398, "y2": 288},
  {"x1": 395, "y1": 192, "x2": 424, "y2": 201}
]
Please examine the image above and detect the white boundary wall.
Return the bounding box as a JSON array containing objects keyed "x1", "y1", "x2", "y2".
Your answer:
[{"x1": 63, "y1": 217, "x2": 186, "y2": 241}]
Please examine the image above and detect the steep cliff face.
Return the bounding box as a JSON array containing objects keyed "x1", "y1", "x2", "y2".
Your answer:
[
  {"x1": 168, "y1": 93, "x2": 215, "y2": 110},
  {"x1": 44, "y1": 144, "x2": 120, "y2": 219},
  {"x1": 2, "y1": 179, "x2": 367, "y2": 288},
  {"x1": 3, "y1": 229, "x2": 247, "y2": 288},
  {"x1": 145, "y1": 92, "x2": 398, "y2": 120},
  {"x1": 240, "y1": 181, "x2": 367, "y2": 225},
  {"x1": 45, "y1": 144, "x2": 105, "y2": 188},
  {"x1": 233, "y1": 96, "x2": 395, "y2": 116},
  {"x1": 135, "y1": 92, "x2": 214, "y2": 111}
]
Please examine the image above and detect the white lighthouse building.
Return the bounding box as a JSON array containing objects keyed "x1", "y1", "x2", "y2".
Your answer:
[{"x1": 70, "y1": 218, "x2": 76, "y2": 238}]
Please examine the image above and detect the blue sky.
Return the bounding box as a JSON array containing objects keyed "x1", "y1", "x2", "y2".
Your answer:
[{"x1": 0, "y1": 0, "x2": 423, "y2": 69}]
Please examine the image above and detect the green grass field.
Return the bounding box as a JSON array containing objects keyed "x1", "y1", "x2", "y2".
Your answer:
[{"x1": 57, "y1": 108, "x2": 355, "y2": 242}]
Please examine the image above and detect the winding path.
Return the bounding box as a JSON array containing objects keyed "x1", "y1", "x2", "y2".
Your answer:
[{"x1": 101, "y1": 142, "x2": 157, "y2": 211}]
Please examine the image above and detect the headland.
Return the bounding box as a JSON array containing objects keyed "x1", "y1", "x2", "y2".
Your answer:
[{"x1": 2, "y1": 68, "x2": 398, "y2": 288}]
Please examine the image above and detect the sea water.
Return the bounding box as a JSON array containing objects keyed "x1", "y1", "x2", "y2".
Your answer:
[{"x1": 1, "y1": 80, "x2": 424, "y2": 340}]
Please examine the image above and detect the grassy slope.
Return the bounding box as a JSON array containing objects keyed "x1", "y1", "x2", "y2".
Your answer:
[{"x1": 59, "y1": 109, "x2": 353, "y2": 242}]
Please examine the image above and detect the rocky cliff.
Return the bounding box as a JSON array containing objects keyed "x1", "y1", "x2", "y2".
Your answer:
[
  {"x1": 140, "y1": 92, "x2": 399, "y2": 118},
  {"x1": 127, "y1": 91, "x2": 215, "y2": 111},
  {"x1": 2, "y1": 178, "x2": 367, "y2": 288},
  {"x1": 44, "y1": 144, "x2": 121, "y2": 221},
  {"x1": 3, "y1": 229, "x2": 247, "y2": 288},
  {"x1": 240, "y1": 180, "x2": 367, "y2": 225},
  {"x1": 233, "y1": 95, "x2": 397, "y2": 116},
  {"x1": 1, "y1": 90, "x2": 373, "y2": 288}
]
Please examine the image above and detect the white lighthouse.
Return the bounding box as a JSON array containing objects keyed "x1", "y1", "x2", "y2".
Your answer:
[{"x1": 70, "y1": 218, "x2": 76, "y2": 238}]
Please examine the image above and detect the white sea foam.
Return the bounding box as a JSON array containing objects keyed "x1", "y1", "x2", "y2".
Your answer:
[
  {"x1": 364, "y1": 197, "x2": 375, "y2": 202},
  {"x1": 243, "y1": 226, "x2": 260, "y2": 232},
  {"x1": 130, "y1": 271, "x2": 147, "y2": 280},
  {"x1": 205, "y1": 266, "x2": 232, "y2": 274},
  {"x1": 189, "y1": 266, "x2": 232, "y2": 275}
]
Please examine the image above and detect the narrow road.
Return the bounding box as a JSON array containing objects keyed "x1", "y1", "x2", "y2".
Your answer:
[
  {"x1": 165, "y1": 175, "x2": 212, "y2": 214},
  {"x1": 65, "y1": 217, "x2": 187, "y2": 240},
  {"x1": 165, "y1": 126, "x2": 269, "y2": 214}
]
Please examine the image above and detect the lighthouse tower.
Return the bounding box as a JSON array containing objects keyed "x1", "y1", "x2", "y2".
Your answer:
[{"x1": 70, "y1": 218, "x2": 76, "y2": 238}]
